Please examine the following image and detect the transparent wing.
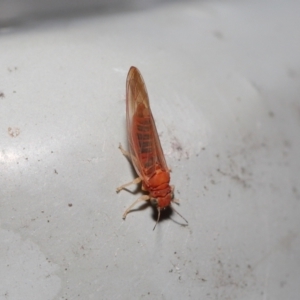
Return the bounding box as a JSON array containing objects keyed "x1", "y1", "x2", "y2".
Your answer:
[{"x1": 126, "y1": 66, "x2": 169, "y2": 180}]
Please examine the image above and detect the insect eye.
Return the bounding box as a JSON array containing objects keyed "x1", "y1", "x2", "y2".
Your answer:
[{"x1": 151, "y1": 198, "x2": 158, "y2": 206}]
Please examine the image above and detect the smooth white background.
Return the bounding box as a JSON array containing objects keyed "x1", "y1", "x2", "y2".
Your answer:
[{"x1": 0, "y1": 1, "x2": 299, "y2": 299}]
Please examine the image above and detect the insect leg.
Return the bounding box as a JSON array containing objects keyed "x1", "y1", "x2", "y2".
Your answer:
[
  {"x1": 123, "y1": 195, "x2": 150, "y2": 219},
  {"x1": 170, "y1": 185, "x2": 180, "y2": 204},
  {"x1": 118, "y1": 143, "x2": 131, "y2": 160},
  {"x1": 116, "y1": 177, "x2": 142, "y2": 193}
]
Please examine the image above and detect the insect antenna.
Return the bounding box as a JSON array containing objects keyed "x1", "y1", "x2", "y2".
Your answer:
[
  {"x1": 172, "y1": 206, "x2": 188, "y2": 225},
  {"x1": 153, "y1": 208, "x2": 161, "y2": 231}
]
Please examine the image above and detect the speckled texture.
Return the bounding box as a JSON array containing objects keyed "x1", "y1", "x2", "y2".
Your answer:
[{"x1": 0, "y1": 1, "x2": 300, "y2": 299}]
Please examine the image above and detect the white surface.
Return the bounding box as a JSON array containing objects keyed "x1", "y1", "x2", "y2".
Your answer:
[{"x1": 1, "y1": 1, "x2": 300, "y2": 299}]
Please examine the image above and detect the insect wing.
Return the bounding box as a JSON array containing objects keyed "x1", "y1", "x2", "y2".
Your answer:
[{"x1": 126, "y1": 67, "x2": 169, "y2": 179}]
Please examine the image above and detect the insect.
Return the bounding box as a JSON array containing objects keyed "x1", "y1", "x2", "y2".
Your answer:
[{"x1": 116, "y1": 66, "x2": 188, "y2": 230}]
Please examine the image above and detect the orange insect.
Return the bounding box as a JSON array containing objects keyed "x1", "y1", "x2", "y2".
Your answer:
[{"x1": 117, "y1": 66, "x2": 188, "y2": 229}]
